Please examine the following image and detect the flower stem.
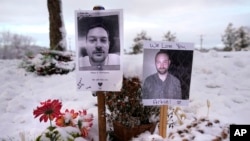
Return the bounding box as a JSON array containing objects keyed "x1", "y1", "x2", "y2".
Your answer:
[{"x1": 49, "y1": 114, "x2": 52, "y2": 127}]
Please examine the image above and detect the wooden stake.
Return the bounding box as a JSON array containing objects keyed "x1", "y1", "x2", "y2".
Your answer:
[
  {"x1": 97, "y1": 91, "x2": 106, "y2": 141},
  {"x1": 159, "y1": 105, "x2": 168, "y2": 138},
  {"x1": 93, "y1": 5, "x2": 106, "y2": 141}
]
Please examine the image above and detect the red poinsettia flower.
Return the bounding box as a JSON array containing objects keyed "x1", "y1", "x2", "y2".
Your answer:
[
  {"x1": 79, "y1": 109, "x2": 87, "y2": 116},
  {"x1": 55, "y1": 116, "x2": 65, "y2": 127},
  {"x1": 83, "y1": 114, "x2": 94, "y2": 122},
  {"x1": 78, "y1": 109, "x2": 94, "y2": 136},
  {"x1": 80, "y1": 127, "x2": 89, "y2": 138},
  {"x1": 33, "y1": 99, "x2": 62, "y2": 123},
  {"x1": 81, "y1": 121, "x2": 93, "y2": 128},
  {"x1": 65, "y1": 109, "x2": 78, "y2": 119},
  {"x1": 78, "y1": 110, "x2": 92, "y2": 122},
  {"x1": 55, "y1": 109, "x2": 78, "y2": 127}
]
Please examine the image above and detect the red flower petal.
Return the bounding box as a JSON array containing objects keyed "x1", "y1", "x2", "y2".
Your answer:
[{"x1": 33, "y1": 99, "x2": 62, "y2": 123}]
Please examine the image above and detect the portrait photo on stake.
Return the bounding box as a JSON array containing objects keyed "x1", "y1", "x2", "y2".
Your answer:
[
  {"x1": 76, "y1": 13, "x2": 121, "y2": 71},
  {"x1": 142, "y1": 47, "x2": 193, "y2": 105}
]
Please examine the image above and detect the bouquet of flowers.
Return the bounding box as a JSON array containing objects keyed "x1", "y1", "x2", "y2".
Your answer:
[{"x1": 33, "y1": 99, "x2": 93, "y2": 141}]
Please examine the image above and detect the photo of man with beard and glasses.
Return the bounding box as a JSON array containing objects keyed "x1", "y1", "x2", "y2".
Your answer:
[
  {"x1": 142, "y1": 50, "x2": 182, "y2": 99},
  {"x1": 77, "y1": 13, "x2": 121, "y2": 71}
]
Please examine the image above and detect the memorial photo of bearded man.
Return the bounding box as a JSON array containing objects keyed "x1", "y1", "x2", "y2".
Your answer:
[{"x1": 142, "y1": 51, "x2": 182, "y2": 99}]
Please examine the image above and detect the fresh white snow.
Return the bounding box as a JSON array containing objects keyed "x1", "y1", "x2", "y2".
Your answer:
[{"x1": 0, "y1": 50, "x2": 250, "y2": 140}]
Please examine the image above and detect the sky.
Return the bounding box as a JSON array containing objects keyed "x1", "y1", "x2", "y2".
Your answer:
[{"x1": 1, "y1": 0, "x2": 250, "y2": 51}]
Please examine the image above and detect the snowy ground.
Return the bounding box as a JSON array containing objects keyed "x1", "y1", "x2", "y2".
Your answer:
[{"x1": 0, "y1": 50, "x2": 250, "y2": 140}]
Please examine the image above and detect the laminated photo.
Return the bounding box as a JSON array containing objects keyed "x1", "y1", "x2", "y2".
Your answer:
[
  {"x1": 75, "y1": 9, "x2": 123, "y2": 91},
  {"x1": 142, "y1": 41, "x2": 194, "y2": 106}
]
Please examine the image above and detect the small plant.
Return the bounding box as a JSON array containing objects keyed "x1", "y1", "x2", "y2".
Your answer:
[
  {"x1": 25, "y1": 51, "x2": 34, "y2": 59},
  {"x1": 167, "y1": 107, "x2": 185, "y2": 128},
  {"x1": 173, "y1": 107, "x2": 186, "y2": 126},
  {"x1": 20, "y1": 50, "x2": 75, "y2": 75},
  {"x1": 105, "y1": 76, "x2": 160, "y2": 128},
  {"x1": 33, "y1": 99, "x2": 93, "y2": 141},
  {"x1": 207, "y1": 99, "x2": 211, "y2": 118}
]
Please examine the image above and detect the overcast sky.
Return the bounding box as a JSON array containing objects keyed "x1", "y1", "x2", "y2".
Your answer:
[{"x1": 1, "y1": 0, "x2": 250, "y2": 51}]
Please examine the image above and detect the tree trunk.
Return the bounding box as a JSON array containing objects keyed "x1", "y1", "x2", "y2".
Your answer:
[{"x1": 47, "y1": 0, "x2": 66, "y2": 51}]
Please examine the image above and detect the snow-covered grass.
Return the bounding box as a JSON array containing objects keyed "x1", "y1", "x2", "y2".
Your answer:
[{"x1": 0, "y1": 50, "x2": 250, "y2": 141}]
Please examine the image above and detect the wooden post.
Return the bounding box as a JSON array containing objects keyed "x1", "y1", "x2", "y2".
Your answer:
[
  {"x1": 97, "y1": 91, "x2": 106, "y2": 141},
  {"x1": 159, "y1": 105, "x2": 168, "y2": 138},
  {"x1": 93, "y1": 5, "x2": 106, "y2": 141}
]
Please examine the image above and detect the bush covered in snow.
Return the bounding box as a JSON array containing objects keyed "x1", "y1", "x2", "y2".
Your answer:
[{"x1": 20, "y1": 50, "x2": 75, "y2": 75}]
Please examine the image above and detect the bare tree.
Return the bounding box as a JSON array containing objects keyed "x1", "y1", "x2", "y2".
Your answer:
[
  {"x1": 47, "y1": 0, "x2": 66, "y2": 51},
  {"x1": 0, "y1": 31, "x2": 12, "y2": 47},
  {"x1": 0, "y1": 31, "x2": 35, "y2": 59}
]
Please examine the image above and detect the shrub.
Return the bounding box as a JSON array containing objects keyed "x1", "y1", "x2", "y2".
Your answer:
[
  {"x1": 105, "y1": 76, "x2": 160, "y2": 128},
  {"x1": 20, "y1": 50, "x2": 75, "y2": 75}
]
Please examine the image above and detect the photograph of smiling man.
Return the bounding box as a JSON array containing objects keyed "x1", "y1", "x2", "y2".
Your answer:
[
  {"x1": 77, "y1": 11, "x2": 121, "y2": 71},
  {"x1": 75, "y1": 9, "x2": 123, "y2": 91},
  {"x1": 142, "y1": 41, "x2": 194, "y2": 106}
]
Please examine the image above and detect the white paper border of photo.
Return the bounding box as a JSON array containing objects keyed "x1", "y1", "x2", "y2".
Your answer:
[
  {"x1": 75, "y1": 9, "x2": 123, "y2": 91},
  {"x1": 142, "y1": 41, "x2": 194, "y2": 106}
]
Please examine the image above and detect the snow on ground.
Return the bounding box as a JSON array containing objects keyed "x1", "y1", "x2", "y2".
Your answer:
[{"x1": 0, "y1": 50, "x2": 250, "y2": 140}]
